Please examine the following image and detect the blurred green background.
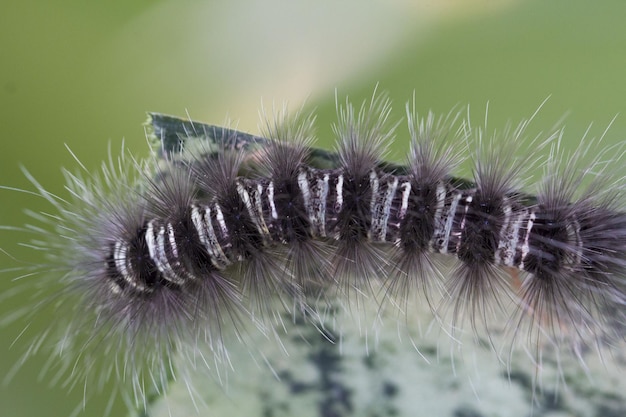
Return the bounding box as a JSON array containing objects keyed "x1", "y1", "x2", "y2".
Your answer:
[{"x1": 2, "y1": 1, "x2": 626, "y2": 416}]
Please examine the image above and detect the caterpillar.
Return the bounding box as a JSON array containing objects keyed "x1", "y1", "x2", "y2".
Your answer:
[{"x1": 4, "y1": 93, "x2": 626, "y2": 416}]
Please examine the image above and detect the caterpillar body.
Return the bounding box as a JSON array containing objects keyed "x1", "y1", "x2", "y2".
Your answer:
[{"x1": 5, "y1": 94, "x2": 626, "y2": 416}]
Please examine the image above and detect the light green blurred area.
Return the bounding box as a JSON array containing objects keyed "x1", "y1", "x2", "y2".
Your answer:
[{"x1": 1, "y1": 1, "x2": 626, "y2": 416}]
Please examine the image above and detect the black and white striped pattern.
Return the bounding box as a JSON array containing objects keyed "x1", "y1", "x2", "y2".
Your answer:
[{"x1": 108, "y1": 165, "x2": 591, "y2": 305}]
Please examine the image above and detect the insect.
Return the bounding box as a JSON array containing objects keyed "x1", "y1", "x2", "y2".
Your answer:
[{"x1": 4, "y1": 93, "x2": 626, "y2": 416}]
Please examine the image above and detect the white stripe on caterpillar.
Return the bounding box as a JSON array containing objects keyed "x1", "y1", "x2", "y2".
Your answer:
[{"x1": 519, "y1": 210, "x2": 535, "y2": 270}]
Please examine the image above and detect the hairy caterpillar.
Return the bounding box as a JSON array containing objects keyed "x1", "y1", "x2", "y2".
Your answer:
[{"x1": 4, "y1": 93, "x2": 626, "y2": 416}]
